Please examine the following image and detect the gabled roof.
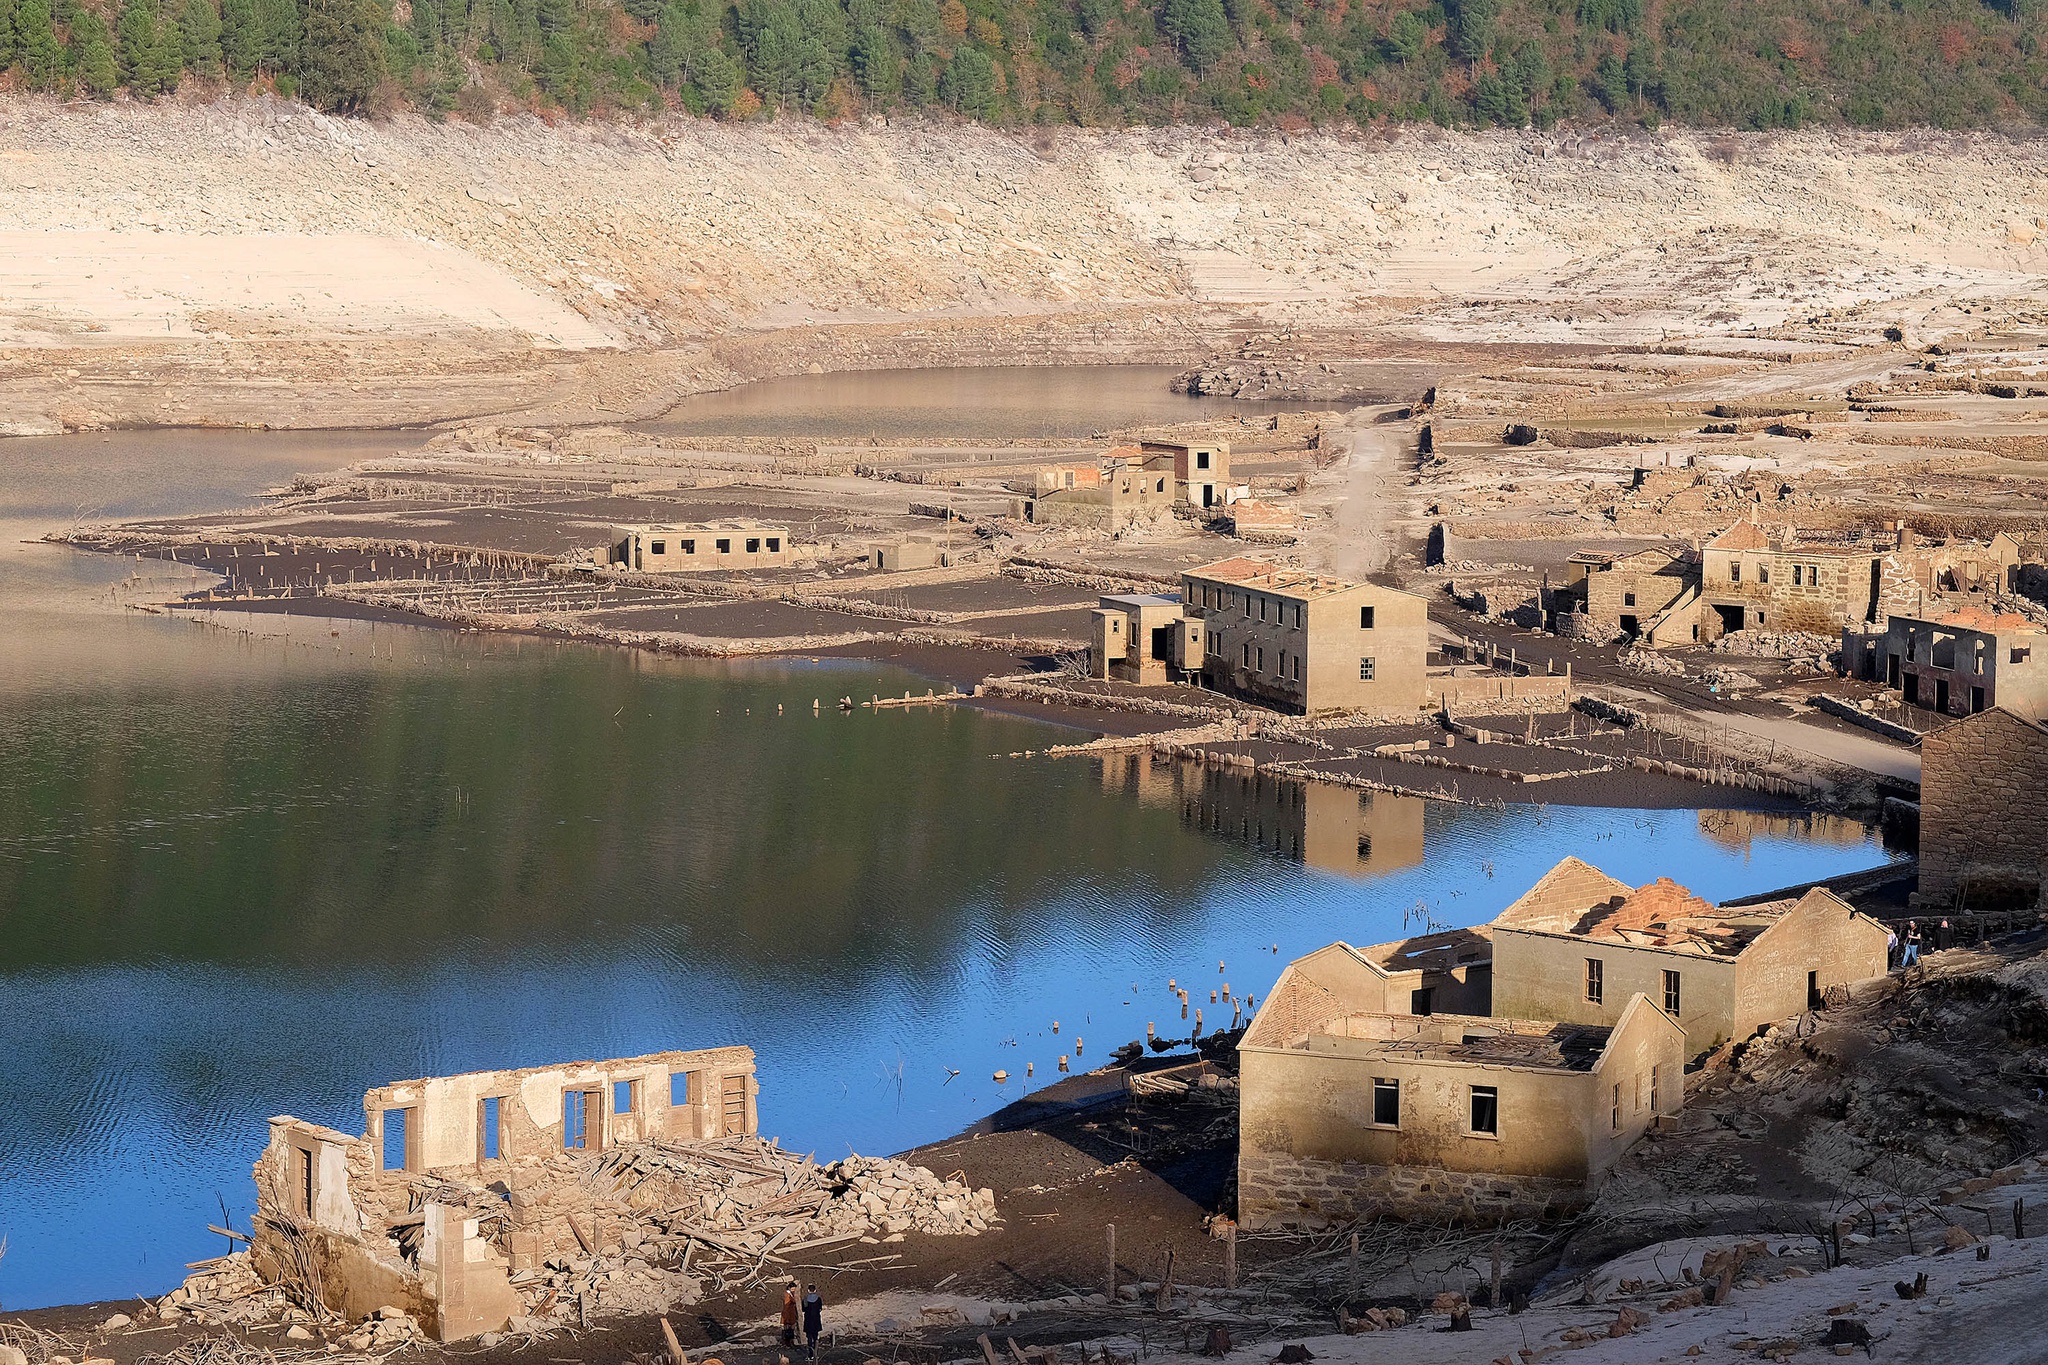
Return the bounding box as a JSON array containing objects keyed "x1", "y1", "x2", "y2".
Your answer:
[
  {"x1": 1489, "y1": 856, "x2": 1636, "y2": 933},
  {"x1": 1490, "y1": 859, "x2": 1880, "y2": 958},
  {"x1": 1705, "y1": 519, "x2": 1770, "y2": 552}
]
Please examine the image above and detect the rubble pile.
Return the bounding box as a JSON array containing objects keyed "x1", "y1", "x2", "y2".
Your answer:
[
  {"x1": 496, "y1": 1136, "x2": 998, "y2": 1323},
  {"x1": 1709, "y1": 629, "x2": 1836, "y2": 661},
  {"x1": 158, "y1": 1253, "x2": 306, "y2": 1328}
]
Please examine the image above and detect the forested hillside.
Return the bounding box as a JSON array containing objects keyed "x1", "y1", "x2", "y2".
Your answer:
[{"x1": 1, "y1": 0, "x2": 2043, "y2": 130}]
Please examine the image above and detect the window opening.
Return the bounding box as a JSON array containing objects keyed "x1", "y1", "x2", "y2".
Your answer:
[
  {"x1": 670, "y1": 1071, "x2": 692, "y2": 1106},
  {"x1": 1372, "y1": 1078, "x2": 1401, "y2": 1127},
  {"x1": 481, "y1": 1096, "x2": 502, "y2": 1161},
  {"x1": 614, "y1": 1079, "x2": 638, "y2": 1116},
  {"x1": 1585, "y1": 958, "x2": 1604, "y2": 1005},
  {"x1": 1359, "y1": 657, "x2": 1376, "y2": 681},
  {"x1": 564, "y1": 1089, "x2": 595, "y2": 1151},
  {"x1": 1662, "y1": 969, "x2": 1681, "y2": 1016},
  {"x1": 1360, "y1": 605, "x2": 1375, "y2": 629},
  {"x1": 1469, "y1": 1085, "x2": 1499, "y2": 1135},
  {"x1": 381, "y1": 1108, "x2": 415, "y2": 1172}
]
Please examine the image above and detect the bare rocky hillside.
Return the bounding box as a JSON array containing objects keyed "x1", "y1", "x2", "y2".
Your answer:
[{"x1": 4, "y1": 96, "x2": 2048, "y2": 433}]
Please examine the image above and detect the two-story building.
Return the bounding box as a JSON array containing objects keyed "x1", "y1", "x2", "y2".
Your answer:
[
  {"x1": 1179, "y1": 557, "x2": 1429, "y2": 714},
  {"x1": 1140, "y1": 439, "x2": 1232, "y2": 510},
  {"x1": 1841, "y1": 605, "x2": 2048, "y2": 717},
  {"x1": 1696, "y1": 517, "x2": 1878, "y2": 641}
]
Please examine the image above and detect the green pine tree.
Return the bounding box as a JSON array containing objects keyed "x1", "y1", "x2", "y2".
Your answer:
[
  {"x1": 70, "y1": 7, "x2": 119, "y2": 93},
  {"x1": 219, "y1": 0, "x2": 258, "y2": 74},
  {"x1": 252, "y1": 0, "x2": 297, "y2": 72},
  {"x1": 117, "y1": 0, "x2": 162, "y2": 91},
  {"x1": 14, "y1": 0, "x2": 63, "y2": 86},
  {"x1": 0, "y1": 0, "x2": 18, "y2": 69},
  {"x1": 299, "y1": 0, "x2": 383, "y2": 110},
  {"x1": 180, "y1": 0, "x2": 222, "y2": 75}
]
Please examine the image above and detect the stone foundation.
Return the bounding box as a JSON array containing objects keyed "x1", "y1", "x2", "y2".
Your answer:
[{"x1": 1237, "y1": 1150, "x2": 1591, "y2": 1228}]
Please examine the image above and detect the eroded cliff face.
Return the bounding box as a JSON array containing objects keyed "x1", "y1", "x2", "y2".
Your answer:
[{"x1": 3, "y1": 96, "x2": 2046, "y2": 433}]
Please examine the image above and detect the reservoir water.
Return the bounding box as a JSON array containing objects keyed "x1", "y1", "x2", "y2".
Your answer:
[{"x1": 0, "y1": 387, "x2": 1895, "y2": 1311}]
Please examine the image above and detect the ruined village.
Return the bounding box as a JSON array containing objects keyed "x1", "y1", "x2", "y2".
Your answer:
[{"x1": 10, "y1": 103, "x2": 2048, "y2": 1365}]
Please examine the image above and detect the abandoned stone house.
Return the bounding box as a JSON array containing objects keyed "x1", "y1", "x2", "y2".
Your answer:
[
  {"x1": 1560, "y1": 519, "x2": 2025, "y2": 648},
  {"x1": 1560, "y1": 544, "x2": 1699, "y2": 646},
  {"x1": 1182, "y1": 557, "x2": 1429, "y2": 713},
  {"x1": 1087, "y1": 557, "x2": 1429, "y2": 713},
  {"x1": 1013, "y1": 452, "x2": 1176, "y2": 529},
  {"x1": 251, "y1": 1047, "x2": 757, "y2": 1341},
  {"x1": 1238, "y1": 990, "x2": 1683, "y2": 1227},
  {"x1": 1840, "y1": 605, "x2": 2048, "y2": 717},
  {"x1": 869, "y1": 535, "x2": 944, "y2": 571},
  {"x1": 1485, "y1": 857, "x2": 1891, "y2": 1056},
  {"x1": 607, "y1": 522, "x2": 791, "y2": 573},
  {"x1": 1236, "y1": 857, "x2": 1890, "y2": 1226},
  {"x1": 1916, "y1": 706, "x2": 2048, "y2": 911},
  {"x1": 1138, "y1": 438, "x2": 1233, "y2": 510}
]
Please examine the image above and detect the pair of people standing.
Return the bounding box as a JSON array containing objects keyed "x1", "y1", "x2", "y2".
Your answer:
[{"x1": 781, "y1": 1282, "x2": 825, "y2": 1358}]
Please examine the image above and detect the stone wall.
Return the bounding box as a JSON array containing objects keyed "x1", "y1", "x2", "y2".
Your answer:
[
  {"x1": 1918, "y1": 708, "x2": 2048, "y2": 908},
  {"x1": 1237, "y1": 1149, "x2": 1589, "y2": 1227}
]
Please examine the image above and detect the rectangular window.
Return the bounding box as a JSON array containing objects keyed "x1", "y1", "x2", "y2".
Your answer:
[
  {"x1": 1792, "y1": 565, "x2": 1802, "y2": 586},
  {"x1": 613, "y1": 1079, "x2": 638, "y2": 1115},
  {"x1": 2015, "y1": 648, "x2": 2032, "y2": 663},
  {"x1": 650, "y1": 540, "x2": 666, "y2": 555},
  {"x1": 1242, "y1": 592, "x2": 1251, "y2": 617},
  {"x1": 1730, "y1": 563, "x2": 1741, "y2": 583},
  {"x1": 1612, "y1": 1083, "x2": 1621, "y2": 1131},
  {"x1": 1277, "y1": 649, "x2": 1286, "y2": 677},
  {"x1": 1759, "y1": 565, "x2": 1769, "y2": 583},
  {"x1": 767, "y1": 537, "x2": 782, "y2": 552},
  {"x1": 1372, "y1": 1078, "x2": 1400, "y2": 1127},
  {"x1": 681, "y1": 539, "x2": 696, "y2": 555},
  {"x1": 1624, "y1": 592, "x2": 1636, "y2": 607},
  {"x1": 1359, "y1": 657, "x2": 1375, "y2": 681},
  {"x1": 1292, "y1": 654, "x2": 1302, "y2": 682},
  {"x1": 1650, "y1": 1064, "x2": 1660, "y2": 1112},
  {"x1": 1360, "y1": 605, "x2": 1375, "y2": 629},
  {"x1": 564, "y1": 1089, "x2": 594, "y2": 1151},
  {"x1": 1196, "y1": 450, "x2": 1211, "y2": 470},
  {"x1": 1469, "y1": 1085, "x2": 1499, "y2": 1136},
  {"x1": 670, "y1": 1071, "x2": 693, "y2": 1106},
  {"x1": 716, "y1": 538, "x2": 732, "y2": 554},
  {"x1": 1585, "y1": 958, "x2": 1604, "y2": 1005},
  {"x1": 1258, "y1": 597, "x2": 1268, "y2": 622},
  {"x1": 480, "y1": 1096, "x2": 502, "y2": 1162},
  {"x1": 293, "y1": 1145, "x2": 315, "y2": 1216},
  {"x1": 1241, "y1": 642, "x2": 1250, "y2": 667},
  {"x1": 1662, "y1": 969, "x2": 1681, "y2": 1016},
  {"x1": 1256, "y1": 647, "x2": 1265, "y2": 672},
  {"x1": 381, "y1": 1108, "x2": 414, "y2": 1172}
]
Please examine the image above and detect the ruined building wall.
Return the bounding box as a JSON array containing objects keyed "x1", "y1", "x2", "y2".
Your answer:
[
  {"x1": 1236, "y1": 1040, "x2": 1600, "y2": 1228},
  {"x1": 1489, "y1": 929, "x2": 1739, "y2": 1055},
  {"x1": 1729, "y1": 894, "x2": 1890, "y2": 1041},
  {"x1": 1919, "y1": 709, "x2": 2048, "y2": 908}
]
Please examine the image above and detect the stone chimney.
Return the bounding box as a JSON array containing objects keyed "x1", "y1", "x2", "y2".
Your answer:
[{"x1": 1898, "y1": 525, "x2": 1916, "y2": 551}]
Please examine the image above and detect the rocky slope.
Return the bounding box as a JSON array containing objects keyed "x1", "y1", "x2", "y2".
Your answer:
[{"x1": 3, "y1": 97, "x2": 2048, "y2": 434}]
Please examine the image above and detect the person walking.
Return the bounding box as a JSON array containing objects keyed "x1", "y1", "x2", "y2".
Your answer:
[
  {"x1": 1886, "y1": 925, "x2": 1899, "y2": 970},
  {"x1": 802, "y1": 1283, "x2": 824, "y2": 1359},
  {"x1": 781, "y1": 1282, "x2": 800, "y2": 1349},
  {"x1": 1902, "y1": 920, "x2": 1922, "y2": 968}
]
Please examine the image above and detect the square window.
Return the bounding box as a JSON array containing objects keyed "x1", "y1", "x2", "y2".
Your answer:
[
  {"x1": 1372, "y1": 1078, "x2": 1400, "y2": 1127},
  {"x1": 1469, "y1": 1085, "x2": 1498, "y2": 1136},
  {"x1": 716, "y1": 538, "x2": 732, "y2": 554},
  {"x1": 681, "y1": 539, "x2": 696, "y2": 555},
  {"x1": 767, "y1": 538, "x2": 782, "y2": 552},
  {"x1": 1360, "y1": 605, "x2": 1375, "y2": 630},
  {"x1": 746, "y1": 538, "x2": 761, "y2": 553},
  {"x1": 1196, "y1": 451, "x2": 1211, "y2": 470},
  {"x1": 613, "y1": 1079, "x2": 638, "y2": 1115},
  {"x1": 1585, "y1": 958, "x2": 1604, "y2": 1005},
  {"x1": 651, "y1": 540, "x2": 666, "y2": 555},
  {"x1": 1359, "y1": 657, "x2": 1376, "y2": 681}
]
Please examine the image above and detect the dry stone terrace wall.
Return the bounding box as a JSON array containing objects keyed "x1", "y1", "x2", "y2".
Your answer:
[{"x1": 1238, "y1": 1150, "x2": 1590, "y2": 1227}]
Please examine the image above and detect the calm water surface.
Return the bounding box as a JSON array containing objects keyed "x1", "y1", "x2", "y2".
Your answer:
[
  {"x1": 641, "y1": 365, "x2": 1322, "y2": 439},
  {"x1": 0, "y1": 404, "x2": 1894, "y2": 1310}
]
